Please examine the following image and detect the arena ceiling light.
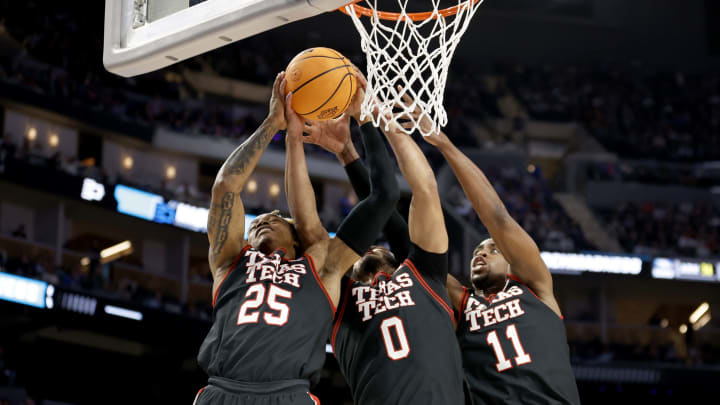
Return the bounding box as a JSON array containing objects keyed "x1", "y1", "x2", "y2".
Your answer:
[
  {"x1": 689, "y1": 302, "x2": 711, "y2": 331},
  {"x1": 104, "y1": 305, "x2": 143, "y2": 321},
  {"x1": 100, "y1": 240, "x2": 134, "y2": 264},
  {"x1": 689, "y1": 302, "x2": 710, "y2": 324}
]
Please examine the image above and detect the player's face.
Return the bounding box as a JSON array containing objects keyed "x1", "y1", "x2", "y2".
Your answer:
[
  {"x1": 469, "y1": 238, "x2": 509, "y2": 291},
  {"x1": 352, "y1": 246, "x2": 397, "y2": 283},
  {"x1": 247, "y1": 214, "x2": 297, "y2": 253}
]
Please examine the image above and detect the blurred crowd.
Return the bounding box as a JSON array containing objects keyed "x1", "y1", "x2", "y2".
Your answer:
[
  {"x1": 505, "y1": 63, "x2": 720, "y2": 161},
  {"x1": 601, "y1": 201, "x2": 720, "y2": 258},
  {"x1": 570, "y1": 338, "x2": 720, "y2": 367},
  {"x1": 446, "y1": 165, "x2": 592, "y2": 252}
]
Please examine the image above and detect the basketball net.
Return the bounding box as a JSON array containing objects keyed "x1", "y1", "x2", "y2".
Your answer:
[{"x1": 344, "y1": 0, "x2": 485, "y2": 137}]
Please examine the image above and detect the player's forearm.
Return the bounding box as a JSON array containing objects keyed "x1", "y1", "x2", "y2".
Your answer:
[
  {"x1": 383, "y1": 128, "x2": 437, "y2": 197},
  {"x1": 436, "y1": 140, "x2": 510, "y2": 228},
  {"x1": 285, "y1": 135, "x2": 326, "y2": 245},
  {"x1": 213, "y1": 119, "x2": 280, "y2": 192}
]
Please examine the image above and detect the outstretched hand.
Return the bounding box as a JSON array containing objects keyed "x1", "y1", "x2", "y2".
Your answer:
[
  {"x1": 268, "y1": 72, "x2": 288, "y2": 130},
  {"x1": 302, "y1": 114, "x2": 351, "y2": 154},
  {"x1": 347, "y1": 67, "x2": 371, "y2": 125},
  {"x1": 396, "y1": 86, "x2": 448, "y2": 145}
]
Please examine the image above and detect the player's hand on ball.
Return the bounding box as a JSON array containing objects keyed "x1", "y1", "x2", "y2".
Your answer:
[
  {"x1": 347, "y1": 67, "x2": 369, "y2": 125},
  {"x1": 267, "y1": 72, "x2": 288, "y2": 130},
  {"x1": 284, "y1": 91, "x2": 306, "y2": 138},
  {"x1": 302, "y1": 114, "x2": 351, "y2": 154}
]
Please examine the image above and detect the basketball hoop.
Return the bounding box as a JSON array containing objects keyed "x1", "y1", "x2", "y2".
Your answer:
[{"x1": 340, "y1": 0, "x2": 485, "y2": 137}]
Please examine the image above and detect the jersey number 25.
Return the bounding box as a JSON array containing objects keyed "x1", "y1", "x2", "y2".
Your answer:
[{"x1": 237, "y1": 284, "x2": 292, "y2": 326}]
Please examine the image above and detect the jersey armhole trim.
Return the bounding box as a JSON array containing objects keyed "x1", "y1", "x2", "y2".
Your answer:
[
  {"x1": 507, "y1": 274, "x2": 564, "y2": 320},
  {"x1": 404, "y1": 258, "x2": 454, "y2": 320},
  {"x1": 305, "y1": 253, "x2": 337, "y2": 315},
  {"x1": 212, "y1": 245, "x2": 251, "y2": 307},
  {"x1": 457, "y1": 287, "x2": 471, "y2": 323},
  {"x1": 331, "y1": 277, "x2": 354, "y2": 354}
]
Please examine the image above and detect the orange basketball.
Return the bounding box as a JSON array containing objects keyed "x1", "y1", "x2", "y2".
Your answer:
[{"x1": 285, "y1": 47, "x2": 357, "y2": 121}]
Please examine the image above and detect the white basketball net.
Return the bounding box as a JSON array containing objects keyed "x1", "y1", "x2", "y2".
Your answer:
[{"x1": 346, "y1": 0, "x2": 485, "y2": 137}]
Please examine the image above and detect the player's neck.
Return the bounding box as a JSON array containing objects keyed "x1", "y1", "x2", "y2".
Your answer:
[
  {"x1": 474, "y1": 280, "x2": 506, "y2": 298},
  {"x1": 258, "y1": 243, "x2": 296, "y2": 260}
]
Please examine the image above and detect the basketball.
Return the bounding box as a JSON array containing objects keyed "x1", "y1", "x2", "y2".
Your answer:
[{"x1": 285, "y1": 47, "x2": 357, "y2": 121}]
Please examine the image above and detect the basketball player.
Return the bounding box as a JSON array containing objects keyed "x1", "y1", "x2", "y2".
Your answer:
[
  {"x1": 298, "y1": 75, "x2": 464, "y2": 404},
  {"x1": 399, "y1": 96, "x2": 581, "y2": 404},
  {"x1": 195, "y1": 71, "x2": 398, "y2": 405}
]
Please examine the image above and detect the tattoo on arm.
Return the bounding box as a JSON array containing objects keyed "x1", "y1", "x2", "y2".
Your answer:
[
  {"x1": 223, "y1": 121, "x2": 278, "y2": 176},
  {"x1": 211, "y1": 192, "x2": 235, "y2": 257}
]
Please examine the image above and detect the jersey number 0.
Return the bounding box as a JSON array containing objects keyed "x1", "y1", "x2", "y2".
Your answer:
[
  {"x1": 380, "y1": 316, "x2": 411, "y2": 360},
  {"x1": 237, "y1": 284, "x2": 292, "y2": 326}
]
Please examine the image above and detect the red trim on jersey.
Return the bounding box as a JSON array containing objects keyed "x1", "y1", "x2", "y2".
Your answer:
[
  {"x1": 507, "y1": 274, "x2": 541, "y2": 300},
  {"x1": 371, "y1": 271, "x2": 392, "y2": 285},
  {"x1": 308, "y1": 392, "x2": 321, "y2": 405},
  {"x1": 331, "y1": 277, "x2": 354, "y2": 355},
  {"x1": 192, "y1": 387, "x2": 206, "y2": 405},
  {"x1": 506, "y1": 274, "x2": 564, "y2": 319},
  {"x1": 305, "y1": 253, "x2": 336, "y2": 315},
  {"x1": 457, "y1": 287, "x2": 471, "y2": 323},
  {"x1": 212, "y1": 245, "x2": 251, "y2": 307},
  {"x1": 403, "y1": 259, "x2": 454, "y2": 320}
]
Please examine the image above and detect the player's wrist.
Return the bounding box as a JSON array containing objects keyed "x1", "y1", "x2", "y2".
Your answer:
[
  {"x1": 336, "y1": 142, "x2": 360, "y2": 166},
  {"x1": 264, "y1": 116, "x2": 284, "y2": 132}
]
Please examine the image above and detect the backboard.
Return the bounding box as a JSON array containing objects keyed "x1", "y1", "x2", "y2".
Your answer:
[{"x1": 103, "y1": 0, "x2": 352, "y2": 77}]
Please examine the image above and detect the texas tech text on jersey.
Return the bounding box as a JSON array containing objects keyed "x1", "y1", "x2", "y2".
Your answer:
[
  {"x1": 351, "y1": 273, "x2": 417, "y2": 321},
  {"x1": 198, "y1": 246, "x2": 334, "y2": 384}
]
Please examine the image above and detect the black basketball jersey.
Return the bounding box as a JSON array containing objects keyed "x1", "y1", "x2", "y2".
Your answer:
[
  {"x1": 198, "y1": 246, "x2": 335, "y2": 384},
  {"x1": 331, "y1": 245, "x2": 464, "y2": 405},
  {"x1": 457, "y1": 276, "x2": 580, "y2": 405}
]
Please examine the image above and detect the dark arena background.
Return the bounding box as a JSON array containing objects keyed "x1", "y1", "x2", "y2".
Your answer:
[{"x1": 1, "y1": 0, "x2": 720, "y2": 404}]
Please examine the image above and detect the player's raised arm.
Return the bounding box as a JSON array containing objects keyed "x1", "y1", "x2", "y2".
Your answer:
[
  {"x1": 283, "y1": 91, "x2": 330, "y2": 253},
  {"x1": 207, "y1": 72, "x2": 287, "y2": 276},
  {"x1": 304, "y1": 71, "x2": 400, "y2": 281},
  {"x1": 402, "y1": 101, "x2": 560, "y2": 316},
  {"x1": 303, "y1": 71, "x2": 410, "y2": 260},
  {"x1": 382, "y1": 112, "x2": 447, "y2": 255}
]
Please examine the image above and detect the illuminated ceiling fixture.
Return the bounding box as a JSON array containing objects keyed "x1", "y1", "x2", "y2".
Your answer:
[
  {"x1": 246, "y1": 179, "x2": 258, "y2": 194},
  {"x1": 166, "y1": 165, "x2": 177, "y2": 180},
  {"x1": 48, "y1": 133, "x2": 59, "y2": 148},
  {"x1": 660, "y1": 318, "x2": 669, "y2": 328},
  {"x1": 27, "y1": 126, "x2": 37, "y2": 141},
  {"x1": 122, "y1": 156, "x2": 134, "y2": 170},
  {"x1": 80, "y1": 257, "x2": 90, "y2": 266},
  {"x1": 100, "y1": 240, "x2": 133, "y2": 264},
  {"x1": 690, "y1": 302, "x2": 711, "y2": 331},
  {"x1": 679, "y1": 324, "x2": 688, "y2": 334},
  {"x1": 269, "y1": 183, "x2": 280, "y2": 198},
  {"x1": 689, "y1": 302, "x2": 709, "y2": 324}
]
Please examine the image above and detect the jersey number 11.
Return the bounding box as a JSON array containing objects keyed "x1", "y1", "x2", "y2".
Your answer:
[{"x1": 486, "y1": 324, "x2": 532, "y2": 372}]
